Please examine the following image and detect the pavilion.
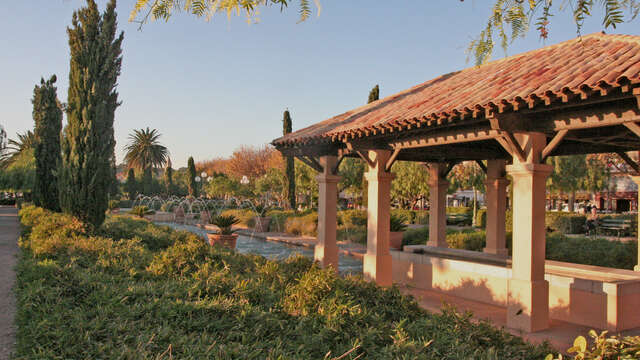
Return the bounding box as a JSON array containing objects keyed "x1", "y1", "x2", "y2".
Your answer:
[{"x1": 272, "y1": 33, "x2": 640, "y2": 333}]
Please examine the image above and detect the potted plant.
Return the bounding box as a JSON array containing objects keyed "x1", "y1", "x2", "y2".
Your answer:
[
  {"x1": 207, "y1": 214, "x2": 240, "y2": 248},
  {"x1": 389, "y1": 213, "x2": 408, "y2": 250},
  {"x1": 252, "y1": 204, "x2": 271, "y2": 233}
]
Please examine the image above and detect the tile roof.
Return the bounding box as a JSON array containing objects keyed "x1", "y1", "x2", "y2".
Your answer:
[{"x1": 273, "y1": 33, "x2": 640, "y2": 147}]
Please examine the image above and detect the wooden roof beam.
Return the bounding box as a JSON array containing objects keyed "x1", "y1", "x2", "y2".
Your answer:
[{"x1": 385, "y1": 148, "x2": 402, "y2": 172}]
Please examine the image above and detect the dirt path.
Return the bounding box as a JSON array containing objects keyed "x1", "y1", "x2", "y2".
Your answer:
[{"x1": 0, "y1": 206, "x2": 19, "y2": 360}]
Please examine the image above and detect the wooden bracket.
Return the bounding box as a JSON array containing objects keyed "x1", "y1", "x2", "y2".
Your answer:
[
  {"x1": 332, "y1": 154, "x2": 346, "y2": 175},
  {"x1": 355, "y1": 150, "x2": 375, "y2": 168},
  {"x1": 634, "y1": 87, "x2": 640, "y2": 109},
  {"x1": 444, "y1": 161, "x2": 460, "y2": 177},
  {"x1": 623, "y1": 121, "x2": 640, "y2": 139},
  {"x1": 296, "y1": 155, "x2": 323, "y2": 173},
  {"x1": 495, "y1": 131, "x2": 526, "y2": 163},
  {"x1": 616, "y1": 152, "x2": 640, "y2": 175},
  {"x1": 385, "y1": 148, "x2": 402, "y2": 172},
  {"x1": 475, "y1": 160, "x2": 487, "y2": 174},
  {"x1": 541, "y1": 129, "x2": 569, "y2": 161}
]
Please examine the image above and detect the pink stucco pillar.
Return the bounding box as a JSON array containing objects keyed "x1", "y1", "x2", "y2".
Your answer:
[
  {"x1": 506, "y1": 132, "x2": 552, "y2": 333},
  {"x1": 484, "y1": 159, "x2": 509, "y2": 257},
  {"x1": 427, "y1": 162, "x2": 448, "y2": 248},
  {"x1": 632, "y1": 176, "x2": 640, "y2": 272},
  {"x1": 314, "y1": 155, "x2": 340, "y2": 272},
  {"x1": 363, "y1": 150, "x2": 395, "y2": 286}
]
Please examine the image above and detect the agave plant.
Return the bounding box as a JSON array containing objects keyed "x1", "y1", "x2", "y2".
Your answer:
[
  {"x1": 130, "y1": 205, "x2": 154, "y2": 218},
  {"x1": 390, "y1": 213, "x2": 408, "y2": 232},
  {"x1": 211, "y1": 214, "x2": 240, "y2": 235}
]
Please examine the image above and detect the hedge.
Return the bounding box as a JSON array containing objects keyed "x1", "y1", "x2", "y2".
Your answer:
[{"x1": 402, "y1": 227, "x2": 636, "y2": 270}]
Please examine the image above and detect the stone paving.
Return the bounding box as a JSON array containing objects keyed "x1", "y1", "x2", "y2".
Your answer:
[{"x1": 0, "y1": 206, "x2": 19, "y2": 360}]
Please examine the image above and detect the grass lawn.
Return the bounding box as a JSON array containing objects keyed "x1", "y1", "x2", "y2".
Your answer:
[{"x1": 13, "y1": 205, "x2": 556, "y2": 359}]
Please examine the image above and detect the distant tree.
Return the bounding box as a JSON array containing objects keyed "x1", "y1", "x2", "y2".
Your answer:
[
  {"x1": 548, "y1": 155, "x2": 587, "y2": 212},
  {"x1": 256, "y1": 167, "x2": 287, "y2": 206},
  {"x1": 0, "y1": 149, "x2": 35, "y2": 193},
  {"x1": 187, "y1": 156, "x2": 197, "y2": 197},
  {"x1": 125, "y1": 168, "x2": 137, "y2": 200},
  {"x1": 165, "y1": 158, "x2": 174, "y2": 195},
  {"x1": 3, "y1": 131, "x2": 35, "y2": 166},
  {"x1": 124, "y1": 127, "x2": 168, "y2": 195},
  {"x1": 368, "y1": 84, "x2": 379, "y2": 103},
  {"x1": 448, "y1": 161, "x2": 485, "y2": 226},
  {"x1": 59, "y1": 0, "x2": 124, "y2": 229},
  {"x1": 338, "y1": 157, "x2": 365, "y2": 204},
  {"x1": 225, "y1": 145, "x2": 276, "y2": 179},
  {"x1": 295, "y1": 160, "x2": 318, "y2": 209},
  {"x1": 583, "y1": 154, "x2": 611, "y2": 204},
  {"x1": 283, "y1": 110, "x2": 296, "y2": 209},
  {"x1": 391, "y1": 161, "x2": 430, "y2": 209},
  {"x1": 0, "y1": 125, "x2": 6, "y2": 162},
  {"x1": 32, "y1": 75, "x2": 63, "y2": 211}
]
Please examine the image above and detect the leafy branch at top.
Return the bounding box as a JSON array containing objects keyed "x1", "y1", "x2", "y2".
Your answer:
[
  {"x1": 129, "y1": 0, "x2": 320, "y2": 28},
  {"x1": 464, "y1": 0, "x2": 640, "y2": 65}
]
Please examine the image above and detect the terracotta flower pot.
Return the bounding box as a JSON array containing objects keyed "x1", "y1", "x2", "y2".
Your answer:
[
  {"x1": 253, "y1": 217, "x2": 271, "y2": 233},
  {"x1": 389, "y1": 231, "x2": 404, "y2": 250},
  {"x1": 206, "y1": 233, "x2": 238, "y2": 249}
]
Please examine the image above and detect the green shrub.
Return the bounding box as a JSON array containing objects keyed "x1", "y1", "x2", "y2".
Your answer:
[
  {"x1": 390, "y1": 213, "x2": 408, "y2": 232},
  {"x1": 338, "y1": 209, "x2": 367, "y2": 227},
  {"x1": 415, "y1": 210, "x2": 429, "y2": 225},
  {"x1": 391, "y1": 209, "x2": 416, "y2": 224},
  {"x1": 446, "y1": 230, "x2": 486, "y2": 251},
  {"x1": 599, "y1": 213, "x2": 638, "y2": 237},
  {"x1": 266, "y1": 209, "x2": 296, "y2": 232},
  {"x1": 546, "y1": 233, "x2": 637, "y2": 270},
  {"x1": 118, "y1": 199, "x2": 133, "y2": 208},
  {"x1": 447, "y1": 206, "x2": 472, "y2": 215},
  {"x1": 547, "y1": 330, "x2": 640, "y2": 360},
  {"x1": 284, "y1": 213, "x2": 318, "y2": 236},
  {"x1": 130, "y1": 205, "x2": 154, "y2": 218},
  {"x1": 219, "y1": 209, "x2": 254, "y2": 226},
  {"x1": 476, "y1": 209, "x2": 487, "y2": 228},
  {"x1": 337, "y1": 226, "x2": 367, "y2": 243},
  {"x1": 545, "y1": 212, "x2": 586, "y2": 234}
]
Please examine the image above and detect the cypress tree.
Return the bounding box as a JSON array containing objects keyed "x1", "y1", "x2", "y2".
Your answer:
[
  {"x1": 165, "y1": 158, "x2": 173, "y2": 196},
  {"x1": 125, "y1": 168, "x2": 137, "y2": 200},
  {"x1": 59, "y1": 0, "x2": 124, "y2": 228},
  {"x1": 32, "y1": 75, "x2": 62, "y2": 211},
  {"x1": 368, "y1": 84, "x2": 379, "y2": 103},
  {"x1": 283, "y1": 110, "x2": 296, "y2": 209},
  {"x1": 187, "y1": 156, "x2": 197, "y2": 197}
]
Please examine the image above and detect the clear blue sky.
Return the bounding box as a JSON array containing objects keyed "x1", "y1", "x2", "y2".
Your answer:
[{"x1": 1, "y1": 1, "x2": 638, "y2": 168}]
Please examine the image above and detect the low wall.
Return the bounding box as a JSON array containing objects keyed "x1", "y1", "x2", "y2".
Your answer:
[{"x1": 393, "y1": 246, "x2": 640, "y2": 331}]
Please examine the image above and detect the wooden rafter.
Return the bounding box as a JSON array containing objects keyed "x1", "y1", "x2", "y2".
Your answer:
[
  {"x1": 541, "y1": 129, "x2": 568, "y2": 161},
  {"x1": 616, "y1": 151, "x2": 640, "y2": 175}
]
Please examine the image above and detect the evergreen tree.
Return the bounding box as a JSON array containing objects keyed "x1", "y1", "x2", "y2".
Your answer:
[
  {"x1": 59, "y1": 0, "x2": 124, "y2": 228},
  {"x1": 125, "y1": 168, "x2": 137, "y2": 200},
  {"x1": 187, "y1": 156, "x2": 197, "y2": 197},
  {"x1": 283, "y1": 110, "x2": 296, "y2": 209},
  {"x1": 368, "y1": 84, "x2": 379, "y2": 103},
  {"x1": 165, "y1": 158, "x2": 173, "y2": 196},
  {"x1": 32, "y1": 75, "x2": 62, "y2": 211}
]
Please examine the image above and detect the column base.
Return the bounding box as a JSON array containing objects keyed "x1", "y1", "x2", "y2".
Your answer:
[
  {"x1": 363, "y1": 253, "x2": 392, "y2": 287},
  {"x1": 507, "y1": 279, "x2": 549, "y2": 332},
  {"x1": 314, "y1": 244, "x2": 338, "y2": 272},
  {"x1": 483, "y1": 247, "x2": 509, "y2": 257}
]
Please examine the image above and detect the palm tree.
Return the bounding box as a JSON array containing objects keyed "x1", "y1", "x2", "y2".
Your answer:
[
  {"x1": 124, "y1": 128, "x2": 168, "y2": 194},
  {"x1": 1, "y1": 130, "x2": 35, "y2": 166}
]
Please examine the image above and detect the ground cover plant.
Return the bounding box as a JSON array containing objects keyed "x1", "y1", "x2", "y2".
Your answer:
[{"x1": 15, "y1": 205, "x2": 556, "y2": 359}]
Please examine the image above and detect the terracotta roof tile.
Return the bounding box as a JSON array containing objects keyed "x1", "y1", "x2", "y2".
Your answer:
[{"x1": 273, "y1": 33, "x2": 640, "y2": 146}]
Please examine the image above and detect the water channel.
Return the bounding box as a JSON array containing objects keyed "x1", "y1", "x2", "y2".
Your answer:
[{"x1": 158, "y1": 222, "x2": 364, "y2": 275}]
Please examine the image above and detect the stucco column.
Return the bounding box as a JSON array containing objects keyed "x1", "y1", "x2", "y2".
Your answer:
[
  {"x1": 427, "y1": 162, "x2": 448, "y2": 248},
  {"x1": 632, "y1": 176, "x2": 640, "y2": 272},
  {"x1": 506, "y1": 132, "x2": 552, "y2": 333},
  {"x1": 363, "y1": 150, "x2": 395, "y2": 286},
  {"x1": 314, "y1": 155, "x2": 340, "y2": 272},
  {"x1": 484, "y1": 159, "x2": 509, "y2": 257}
]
